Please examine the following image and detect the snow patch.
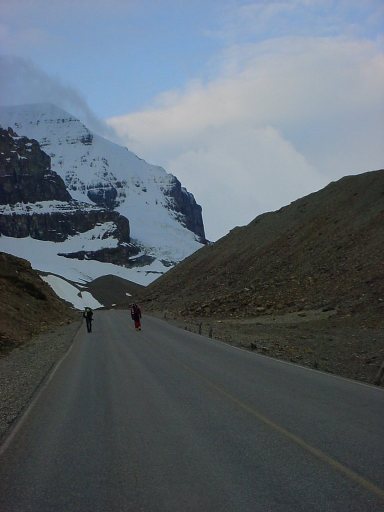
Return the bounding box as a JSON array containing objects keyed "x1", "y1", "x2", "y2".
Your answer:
[
  {"x1": 41, "y1": 274, "x2": 103, "y2": 310},
  {"x1": 0, "y1": 200, "x2": 101, "y2": 216},
  {"x1": 0, "y1": 235, "x2": 167, "y2": 285}
]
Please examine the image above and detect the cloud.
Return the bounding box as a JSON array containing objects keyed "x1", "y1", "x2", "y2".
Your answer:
[
  {"x1": 0, "y1": 55, "x2": 119, "y2": 141},
  {"x1": 107, "y1": 36, "x2": 384, "y2": 240},
  {"x1": 168, "y1": 124, "x2": 325, "y2": 239}
]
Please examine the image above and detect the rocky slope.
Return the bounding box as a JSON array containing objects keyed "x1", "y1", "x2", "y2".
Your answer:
[
  {"x1": 141, "y1": 169, "x2": 384, "y2": 324},
  {"x1": 138, "y1": 169, "x2": 384, "y2": 385},
  {"x1": 0, "y1": 252, "x2": 77, "y2": 353}
]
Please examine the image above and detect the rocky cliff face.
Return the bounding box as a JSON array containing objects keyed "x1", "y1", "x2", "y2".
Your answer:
[
  {"x1": 0, "y1": 127, "x2": 71, "y2": 204},
  {"x1": 163, "y1": 176, "x2": 205, "y2": 239},
  {"x1": 0, "y1": 127, "x2": 138, "y2": 263},
  {"x1": 0, "y1": 203, "x2": 130, "y2": 242}
]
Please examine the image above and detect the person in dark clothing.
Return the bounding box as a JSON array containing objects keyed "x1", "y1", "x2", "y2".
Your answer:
[
  {"x1": 130, "y1": 303, "x2": 142, "y2": 330},
  {"x1": 83, "y1": 307, "x2": 93, "y2": 333}
]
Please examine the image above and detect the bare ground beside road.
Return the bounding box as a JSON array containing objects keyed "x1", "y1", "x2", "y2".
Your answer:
[
  {"x1": 0, "y1": 253, "x2": 78, "y2": 356},
  {"x1": 0, "y1": 320, "x2": 81, "y2": 443},
  {"x1": 147, "y1": 309, "x2": 384, "y2": 386}
]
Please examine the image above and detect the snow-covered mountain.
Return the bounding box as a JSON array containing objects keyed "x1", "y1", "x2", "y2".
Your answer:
[{"x1": 0, "y1": 103, "x2": 206, "y2": 291}]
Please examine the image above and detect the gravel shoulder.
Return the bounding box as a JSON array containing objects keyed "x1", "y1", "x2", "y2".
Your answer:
[
  {"x1": 149, "y1": 310, "x2": 384, "y2": 387},
  {"x1": 0, "y1": 320, "x2": 81, "y2": 443}
]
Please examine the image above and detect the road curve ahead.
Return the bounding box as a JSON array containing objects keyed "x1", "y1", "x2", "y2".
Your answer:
[{"x1": 0, "y1": 311, "x2": 383, "y2": 511}]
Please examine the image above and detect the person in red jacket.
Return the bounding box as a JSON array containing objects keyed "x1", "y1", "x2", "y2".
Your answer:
[{"x1": 130, "y1": 303, "x2": 142, "y2": 330}]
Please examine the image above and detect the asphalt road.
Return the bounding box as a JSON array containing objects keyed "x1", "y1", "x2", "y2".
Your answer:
[{"x1": 0, "y1": 310, "x2": 383, "y2": 511}]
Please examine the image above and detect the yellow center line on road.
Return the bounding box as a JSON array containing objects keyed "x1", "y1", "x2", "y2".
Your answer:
[{"x1": 177, "y1": 359, "x2": 384, "y2": 502}]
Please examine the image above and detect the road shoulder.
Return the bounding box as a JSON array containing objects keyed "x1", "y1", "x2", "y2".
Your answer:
[{"x1": 0, "y1": 320, "x2": 81, "y2": 443}]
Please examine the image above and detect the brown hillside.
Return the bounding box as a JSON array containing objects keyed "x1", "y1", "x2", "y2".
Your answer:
[
  {"x1": 85, "y1": 274, "x2": 144, "y2": 308},
  {"x1": 141, "y1": 169, "x2": 384, "y2": 323},
  {"x1": 139, "y1": 170, "x2": 384, "y2": 385},
  {"x1": 0, "y1": 252, "x2": 77, "y2": 353}
]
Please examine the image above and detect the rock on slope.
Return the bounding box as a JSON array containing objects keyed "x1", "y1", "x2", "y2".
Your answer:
[{"x1": 141, "y1": 169, "x2": 384, "y2": 325}]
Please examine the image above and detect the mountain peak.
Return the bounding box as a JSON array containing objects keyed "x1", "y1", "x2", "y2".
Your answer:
[
  {"x1": 0, "y1": 102, "x2": 80, "y2": 123},
  {"x1": 0, "y1": 103, "x2": 206, "y2": 286}
]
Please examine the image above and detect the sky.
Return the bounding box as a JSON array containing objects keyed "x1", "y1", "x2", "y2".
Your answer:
[{"x1": 1, "y1": 0, "x2": 383, "y2": 240}]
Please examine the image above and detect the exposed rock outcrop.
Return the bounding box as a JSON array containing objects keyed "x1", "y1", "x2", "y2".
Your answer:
[
  {"x1": 87, "y1": 184, "x2": 119, "y2": 210},
  {"x1": 58, "y1": 245, "x2": 141, "y2": 264},
  {"x1": 164, "y1": 175, "x2": 205, "y2": 241},
  {"x1": 0, "y1": 203, "x2": 130, "y2": 243},
  {"x1": 0, "y1": 127, "x2": 71, "y2": 204},
  {"x1": 0, "y1": 127, "x2": 138, "y2": 263}
]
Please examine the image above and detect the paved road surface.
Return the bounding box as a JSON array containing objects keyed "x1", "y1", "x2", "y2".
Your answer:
[{"x1": 0, "y1": 311, "x2": 383, "y2": 511}]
